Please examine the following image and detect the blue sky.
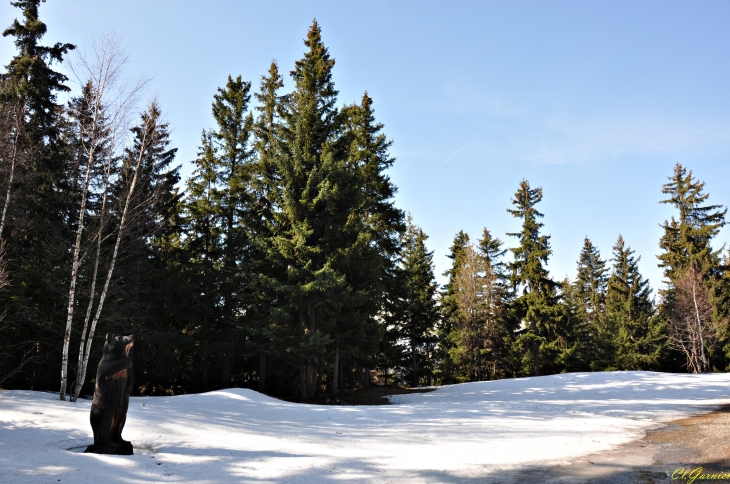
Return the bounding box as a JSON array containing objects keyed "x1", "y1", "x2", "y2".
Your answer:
[{"x1": 2, "y1": 0, "x2": 729, "y2": 293}]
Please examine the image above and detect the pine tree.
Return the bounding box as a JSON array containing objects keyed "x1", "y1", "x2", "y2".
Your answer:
[
  {"x1": 507, "y1": 180, "x2": 562, "y2": 376},
  {"x1": 395, "y1": 217, "x2": 439, "y2": 387},
  {"x1": 1, "y1": 0, "x2": 74, "y2": 138},
  {"x1": 476, "y1": 228, "x2": 513, "y2": 379},
  {"x1": 573, "y1": 237, "x2": 609, "y2": 370},
  {"x1": 0, "y1": 0, "x2": 75, "y2": 390},
  {"x1": 210, "y1": 74, "x2": 255, "y2": 387},
  {"x1": 605, "y1": 235, "x2": 664, "y2": 370},
  {"x1": 658, "y1": 164, "x2": 727, "y2": 370},
  {"x1": 113, "y1": 101, "x2": 181, "y2": 390},
  {"x1": 436, "y1": 230, "x2": 470, "y2": 384},
  {"x1": 249, "y1": 61, "x2": 285, "y2": 394},
  {"x1": 266, "y1": 20, "x2": 362, "y2": 400},
  {"x1": 182, "y1": 131, "x2": 223, "y2": 391},
  {"x1": 659, "y1": 164, "x2": 726, "y2": 282}
]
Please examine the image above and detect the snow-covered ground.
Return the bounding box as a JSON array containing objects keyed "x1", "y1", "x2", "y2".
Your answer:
[{"x1": 2, "y1": 371, "x2": 730, "y2": 483}]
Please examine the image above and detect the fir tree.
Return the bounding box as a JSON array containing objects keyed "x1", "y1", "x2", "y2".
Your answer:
[
  {"x1": 267, "y1": 20, "x2": 362, "y2": 400},
  {"x1": 395, "y1": 217, "x2": 439, "y2": 387},
  {"x1": 659, "y1": 164, "x2": 726, "y2": 282},
  {"x1": 573, "y1": 237, "x2": 609, "y2": 370},
  {"x1": 210, "y1": 74, "x2": 255, "y2": 387},
  {"x1": 182, "y1": 131, "x2": 223, "y2": 391},
  {"x1": 0, "y1": 0, "x2": 74, "y2": 390},
  {"x1": 658, "y1": 164, "x2": 727, "y2": 370},
  {"x1": 476, "y1": 228, "x2": 513, "y2": 379},
  {"x1": 606, "y1": 235, "x2": 664, "y2": 370},
  {"x1": 436, "y1": 230, "x2": 470, "y2": 384},
  {"x1": 507, "y1": 180, "x2": 561, "y2": 376}
]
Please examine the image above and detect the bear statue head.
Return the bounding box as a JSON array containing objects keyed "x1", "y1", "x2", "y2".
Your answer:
[{"x1": 104, "y1": 334, "x2": 134, "y2": 359}]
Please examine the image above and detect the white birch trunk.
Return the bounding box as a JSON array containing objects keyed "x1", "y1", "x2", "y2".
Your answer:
[
  {"x1": 60, "y1": 85, "x2": 105, "y2": 401},
  {"x1": 72, "y1": 115, "x2": 151, "y2": 400},
  {"x1": 0, "y1": 104, "x2": 24, "y2": 239},
  {"x1": 71, "y1": 153, "x2": 112, "y2": 402}
]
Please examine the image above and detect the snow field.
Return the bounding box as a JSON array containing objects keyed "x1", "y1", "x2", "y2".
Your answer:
[{"x1": 2, "y1": 371, "x2": 730, "y2": 483}]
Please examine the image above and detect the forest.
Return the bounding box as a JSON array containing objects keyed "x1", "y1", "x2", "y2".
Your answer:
[{"x1": 1, "y1": 0, "x2": 729, "y2": 403}]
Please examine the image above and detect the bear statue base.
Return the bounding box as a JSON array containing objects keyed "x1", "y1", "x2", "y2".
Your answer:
[{"x1": 84, "y1": 441, "x2": 134, "y2": 455}]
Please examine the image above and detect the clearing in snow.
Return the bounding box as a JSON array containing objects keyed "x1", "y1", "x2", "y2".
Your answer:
[{"x1": 2, "y1": 371, "x2": 730, "y2": 483}]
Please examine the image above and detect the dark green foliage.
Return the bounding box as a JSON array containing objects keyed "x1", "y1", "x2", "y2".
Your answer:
[
  {"x1": 658, "y1": 164, "x2": 727, "y2": 371},
  {"x1": 5, "y1": 8, "x2": 730, "y2": 398},
  {"x1": 572, "y1": 238, "x2": 609, "y2": 370},
  {"x1": 605, "y1": 236, "x2": 665, "y2": 370},
  {"x1": 507, "y1": 180, "x2": 563, "y2": 376},
  {"x1": 659, "y1": 164, "x2": 726, "y2": 283},
  {"x1": 0, "y1": 0, "x2": 74, "y2": 389},
  {"x1": 435, "y1": 230, "x2": 470, "y2": 384},
  {"x1": 389, "y1": 217, "x2": 439, "y2": 387}
]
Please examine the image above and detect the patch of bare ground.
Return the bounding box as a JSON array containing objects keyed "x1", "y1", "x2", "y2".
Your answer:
[
  {"x1": 281, "y1": 386, "x2": 435, "y2": 406},
  {"x1": 503, "y1": 405, "x2": 730, "y2": 483}
]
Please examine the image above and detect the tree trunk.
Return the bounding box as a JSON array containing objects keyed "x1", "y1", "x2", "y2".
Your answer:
[
  {"x1": 258, "y1": 353, "x2": 266, "y2": 393},
  {"x1": 338, "y1": 356, "x2": 345, "y2": 394},
  {"x1": 691, "y1": 280, "x2": 708, "y2": 373},
  {"x1": 221, "y1": 349, "x2": 231, "y2": 388},
  {"x1": 71, "y1": 227, "x2": 103, "y2": 402},
  {"x1": 71, "y1": 113, "x2": 152, "y2": 400},
  {"x1": 411, "y1": 340, "x2": 418, "y2": 388},
  {"x1": 0, "y1": 104, "x2": 22, "y2": 238},
  {"x1": 533, "y1": 340, "x2": 540, "y2": 376},
  {"x1": 299, "y1": 365, "x2": 308, "y2": 401},
  {"x1": 331, "y1": 343, "x2": 339, "y2": 399},
  {"x1": 202, "y1": 351, "x2": 209, "y2": 391},
  {"x1": 60, "y1": 98, "x2": 104, "y2": 401}
]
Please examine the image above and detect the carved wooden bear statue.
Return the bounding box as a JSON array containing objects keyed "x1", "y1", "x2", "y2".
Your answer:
[{"x1": 84, "y1": 334, "x2": 134, "y2": 455}]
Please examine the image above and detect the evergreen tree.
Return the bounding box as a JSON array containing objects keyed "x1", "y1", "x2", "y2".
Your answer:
[
  {"x1": 507, "y1": 180, "x2": 562, "y2": 376},
  {"x1": 115, "y1": 101, "x2": 181, "y2": 387},
  {"x1": 394, "y1": 217, "x2": 439, "y2": 387},
  {"x1": 436, "y1": 230, "x2": 470, "y2": 384},
  {"x1": 658, "y1": 164, "x2": 727, "y2": 370},
  {"x1": 659, "y1": 164, "x2": 726, "y2": 283},
  {"x1": 210, "y1": 75, "x2": 255, "y2": 387},
  {"x1": 605, "y1": 235, "x2": 665, "y2": 370},
  {"x1": 182, "y1": 131, "x2": 223, "y2": 391},
  {"x1": 249, "y1": 61, "x2": 286, "y2": 394},
  {"x1": 1, "y1": 0, "x2": 74, "y2": 150},
  {"x1": 476, "y1": 228, "x2": 514, "y2": 379},
  {"x1": 573, "y1": 237, "x2": 609, "y2": 370},
  {"x1": 265, "y1": 21, "x2": 365, "y2": 400},
  {"x1": 0, "y1": 0, "x2": 74, "y2": 389}
]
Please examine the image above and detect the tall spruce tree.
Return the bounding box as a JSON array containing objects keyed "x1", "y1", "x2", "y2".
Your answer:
[
  {"x1": 0, "y1": 0, "x2": 74, "y2": 389},
  {"x1": 658, "y1": 164, "x2": 727, "y2": 370},
  {"x1": 476, "y1": 228, "x2": 513, "y2": 379},
  {"x1": 507, "y1": 180, "x2": 562, "y2": 376},
  {"x1": 267, "y1": 21, "x2": 363, "y2": 400},
  {"x1": 395, "y1": 217, "x2": 439, "y2": 387},
  {"x1": 659, "y1": 164, "x2": 726, "y2": 283},
  {"x1": 605, "y1": 235, "x2": 664, "y2": 370},
  {"x1": 249, "y1": 61, "x2": 286, "y2": 394},
  {"x1": 210, "y1": 75, "x2": 255, "y2": 387},
  {"x1": 436, "y1": 230, "x2": 470, "y2": 384},
  {"x1": 183, "y1": 131, "x2": 223, "y2": 391},
  {"x1": 573, "y1": 237, "x2": 610, "y2": 370}
]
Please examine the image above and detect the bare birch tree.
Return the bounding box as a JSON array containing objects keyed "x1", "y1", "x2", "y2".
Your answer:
[
  {"x1": 666, "y1": 264, "x2": 716, "y2": 373},
  {"x1": 0, "y1": 100, "x2": 29, "y2": 239},
  {"x1": 58, "y1": 34, "x2": 146, "y2": 400}
]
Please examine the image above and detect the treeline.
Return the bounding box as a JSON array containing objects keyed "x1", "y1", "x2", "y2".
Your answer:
[
  {"x1": 435, "y1": 171, "x2": 728, "y2": 384},
  {"x1": 1, "y1": 2, "x2": 728, "y2": 402}
]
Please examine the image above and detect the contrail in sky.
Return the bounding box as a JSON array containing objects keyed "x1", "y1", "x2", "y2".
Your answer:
[{"x1": 432, "y1": 125, "x2": 489, "y2": 173}]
